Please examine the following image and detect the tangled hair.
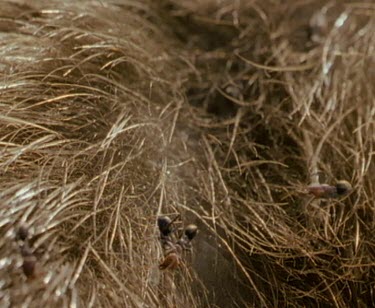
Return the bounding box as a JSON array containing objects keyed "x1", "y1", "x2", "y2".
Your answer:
[
  {"x1": 0, "y1": 1, "x2": 197, "y2": 306},
  {"x1": 1, "y1": 0, "x2": 374, "y2": 307}
]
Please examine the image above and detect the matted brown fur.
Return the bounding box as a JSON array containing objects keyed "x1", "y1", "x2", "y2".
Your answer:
[{"x1": 0, "y1": 0, "x2": 374, "y2": 307}]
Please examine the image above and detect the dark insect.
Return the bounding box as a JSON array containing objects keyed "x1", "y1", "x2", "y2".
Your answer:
[
  {"x1": 157, "y1": 215, "x2": 198, "y2": 271},
  {"x1": 307, "y1": 180, "x2": 352, "y2": 199}
]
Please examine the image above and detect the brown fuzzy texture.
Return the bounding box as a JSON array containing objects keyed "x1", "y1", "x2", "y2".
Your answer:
[{"x1": 0, "y1": 0, "x2": 374, "y2": 307}]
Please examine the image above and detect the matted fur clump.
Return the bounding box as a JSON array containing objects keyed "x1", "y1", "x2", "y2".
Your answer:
[{"x1": 1, "y1": 0, "x2": 375, "y2": 307}]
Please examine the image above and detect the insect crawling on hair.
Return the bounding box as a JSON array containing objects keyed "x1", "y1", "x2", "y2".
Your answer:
[
  {"x1": 157, "y1": 215, "x2": 199, "y2": 271},
  {"x1": 307, "y1": 180, "x2": 352, "y2": 199}
]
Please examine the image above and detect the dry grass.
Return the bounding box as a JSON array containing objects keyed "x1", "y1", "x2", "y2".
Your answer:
[{"x1": 0, "y1": 0, "x2": 374, "y2": 307}]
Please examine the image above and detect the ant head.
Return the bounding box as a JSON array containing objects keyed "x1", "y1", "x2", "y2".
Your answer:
[
  {"x1": 157, "y1": 216, "x2": 173, "y2": 236},
  {"x1": 16, "y1": 225, "x2": 29, "y2": 242},
  {"x1": 184, "y1": 224, "x2": 198, "y2": 241},
  {"x1": 335, "y1": 180, "x2": 352, "y2": 196}
]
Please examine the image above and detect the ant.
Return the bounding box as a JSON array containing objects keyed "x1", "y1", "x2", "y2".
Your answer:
[{"x1": 157, "y1": 216, "x2": 198, "y2": 271}]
